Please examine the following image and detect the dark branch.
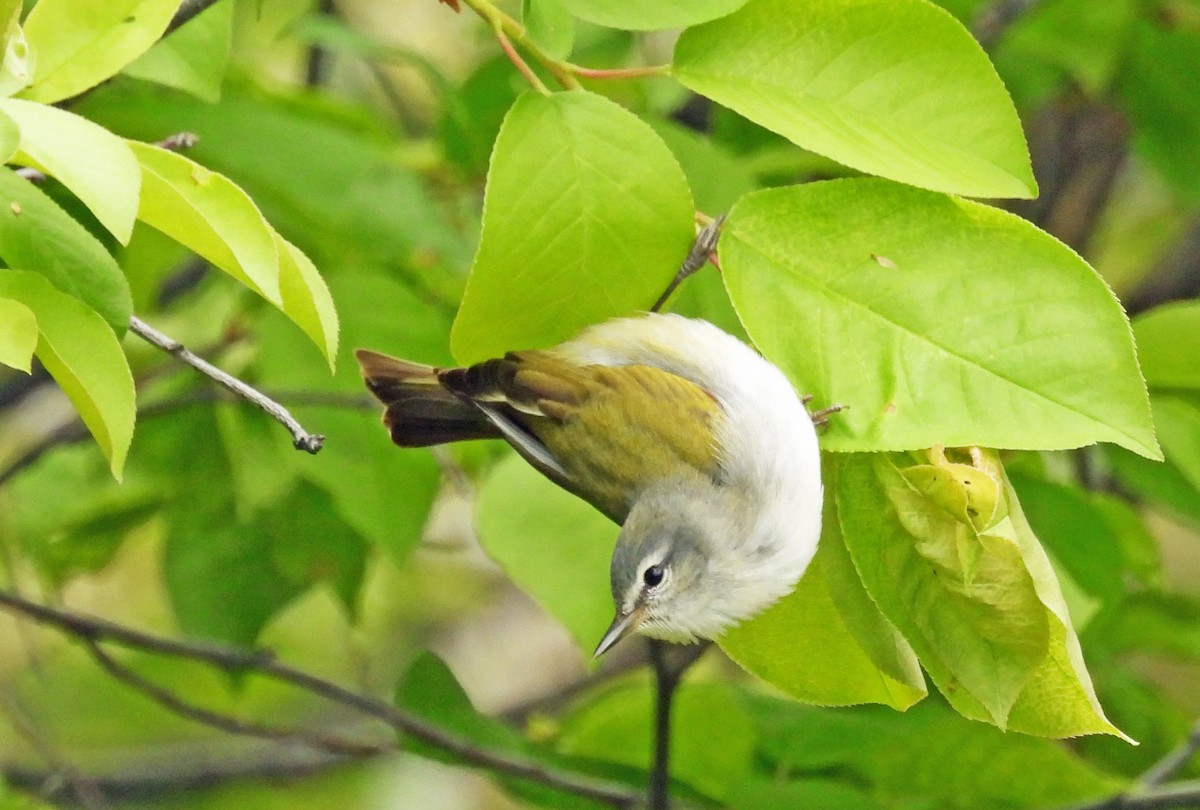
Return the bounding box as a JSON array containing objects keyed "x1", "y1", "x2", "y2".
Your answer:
[
  {"x1": 0, "y1": 590, "x2": 648, "y2": 808},
  {"x1": 129, "y1": 316, "x2": 326, "y2": 453},
  {"x1": 1059, "y1": 718, "x2": 1200, "y2": 810},
  {"x1": 83, "y1": 639, "x2": 388, "y2": 758}
]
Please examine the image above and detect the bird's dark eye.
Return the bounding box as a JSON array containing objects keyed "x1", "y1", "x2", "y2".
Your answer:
[{"x1": 643, "y1": 565, "x2": 665, "y2": 588}]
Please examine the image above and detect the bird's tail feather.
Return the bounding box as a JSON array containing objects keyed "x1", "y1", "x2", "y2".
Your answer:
[{"x1": 355, "y1": 349, "x2": 499, "y2": 447}]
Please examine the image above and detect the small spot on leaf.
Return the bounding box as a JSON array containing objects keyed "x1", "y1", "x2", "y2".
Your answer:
[
  {"x1": 190, "y1": 165, "x2": 212, "y2": 186},
  {"x1": 872, "y1": 253, "x2": 898, "y2": 269},
  {"x1": 9, "y1": 202, "x2": 20, "y2": 215}
]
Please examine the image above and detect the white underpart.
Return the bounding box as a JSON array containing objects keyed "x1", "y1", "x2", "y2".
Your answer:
[{"x1": 557, "y1": 313, "x2": 823, "y2": 634}]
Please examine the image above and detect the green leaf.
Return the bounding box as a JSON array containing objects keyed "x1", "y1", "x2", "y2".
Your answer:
[
  {"x1": 0, "y1": 295, "x2": 35, "y2": 372},
  {"x1": 1150, "y1": 394, "x2": 1200, "y2": 495},
  {"x1": 673, "y1": 0, "x2": 1036, "y2": 198},
  {"x1": 994, "y1": 465, "x2": 1127, "y2": 738},
  {"x1": 1118, "y1": 23, "x2": 1200, "y2": 202},
  {"x1": 834, "y1": 452, "x2": 1049, "y2": 727},
  {"x1": 276, "y1": 232, "x2": 338, "y2": 368},
  {"x1": 128, "y1": 140, "x2": 282, "y2": 305},
  {"x1": 749, "y1": 696, "x2": 1123, "y2": 805},
  {"x1": 450, "y1": 91, "x2": 694, "y2": 364},
  {"x1": 0, "y1": 167, "x2": 132, "y2": 330},
  {"x1": 1008, "y1": 473, "x2": 1125, "y2": 603},
  {"x1": 557, "y1": 676, "x2": 754, "y2": 802},
  {"x1": 0, "y1": 270, "x2": 134, "y2": 479},
  {"x1": 397, "y1": 653, "x2": 645, "y2": 808},
  {"x1": 476, "y1": 452, "x2": 616, "y2": 653},
  {"x1": 0, "y1": 98, "x2": 140, "y2": 243},
  {"x1": 0, "y1": 107, "x2": 16, "y2": 160},
  {"x1": 720, "y1": 493, "x2": 926, "y2": 709},
  {"x1": 557, "y1": 0, "x2": 749, "y2": 30},
  {"x1": 75, "y1": 81, "x2": 466, "y2": 273},
  {"x1": 123, "y1": 0, "x2": 233, "y2": 102},
  {"x1": 19, "y1": 0, "x2": 178, "y2": 103},
  {"x1": 1133, "y1": 300, "x2": 1200, "y2": 390},
  {"x1": 1105, "y1": 444, "x2": 1200, "y2": 526},
  {"x1": 722, "y1": 179, "x2": 1159, "y2": 459},
  {"x1": 524, "y1": 0, "x2": 574, "y2": 60},
  {"x1": 264, "y1": 480, "x2": 367, "y2": 616},
  {"x1": 649, "y1": 118, "x2": 757, "y2": 214}
]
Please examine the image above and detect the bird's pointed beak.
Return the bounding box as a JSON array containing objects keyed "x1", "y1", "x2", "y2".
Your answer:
[{"x1": 593, "y1": 605, "x2": 645, "y2": 658}]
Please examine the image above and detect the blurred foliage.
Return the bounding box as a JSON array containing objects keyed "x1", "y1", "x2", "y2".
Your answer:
[{"x1": 0, "y1": 0, "x2": 1199, "y2": 808}]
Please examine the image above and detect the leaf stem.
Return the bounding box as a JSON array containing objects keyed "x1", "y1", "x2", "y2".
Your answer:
[
  {"x1": 566, "y1": 63, "x2": 671, "y2": 80},
  {"x1": 457, "y1": 0, "x2": 581, "y2": 90}
]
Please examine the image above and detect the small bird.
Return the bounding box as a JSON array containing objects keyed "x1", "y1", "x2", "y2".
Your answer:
[{"x1": 356, "y1": 314, "x2": 825, "y2": 656}]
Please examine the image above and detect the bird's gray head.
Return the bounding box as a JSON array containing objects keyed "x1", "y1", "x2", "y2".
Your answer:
[{"x1": 593, "y1": 474, "x2": 749, "y2": 656}]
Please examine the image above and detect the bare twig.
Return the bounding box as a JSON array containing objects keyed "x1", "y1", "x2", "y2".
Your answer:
[
  {"x1": 128, "y1": 316, "x2": 326, "y2": 453},
  {"x1": 1058, "y1": 718, "x2": 1200, "y2": 810},
  {"x1": 0, "y1": 591, "x2": 650, "y2": 808}
]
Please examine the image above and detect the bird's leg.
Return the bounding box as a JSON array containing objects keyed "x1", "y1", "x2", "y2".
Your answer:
[
  {"x1": 647, "y1": 639, "x2": 709, "y2": 810},
  {"x1": 808, "y1": 402, "x2": 847, "y2": 428},
  {"x1": 650, "y1": 215, "x2": 726, "y2": 313}
]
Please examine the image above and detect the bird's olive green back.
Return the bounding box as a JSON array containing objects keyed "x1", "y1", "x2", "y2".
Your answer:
[{"x1": 510, "y1": 352, "x2": 723, "y2": 521}]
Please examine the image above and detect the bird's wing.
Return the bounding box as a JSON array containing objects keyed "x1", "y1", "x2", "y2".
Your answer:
[{"x1": 441, "y1": 352, "x2": 721, "y2": 522}]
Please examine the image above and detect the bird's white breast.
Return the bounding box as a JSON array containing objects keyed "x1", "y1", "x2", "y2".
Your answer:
[{"x1": 558, "y1": 314, "x2": 824, "y2": 623}]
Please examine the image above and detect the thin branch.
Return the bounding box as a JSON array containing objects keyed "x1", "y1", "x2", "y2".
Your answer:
[
  {"x1": 647, "y1": 641, "x2": 707, "y2": 810},
  {"x1": 458, "y1": 0, "x2": 581, "y2": 90},
  {"x1": 651, "y1": 215, "x2": 725, "y2": 313},
  {"x1": 0, "y1": 591, "x2": 649, "y2": 808},
  {"x1": 128, "y1": 316, "x2": 326, "y2": 454},
  {"x1": 83, "y1": 639, "x2": 387, "y2": 758},
  {"x1": 494, "y1": 26, "x2": 550, "y2": 94},
  {"x1": 566, "y1": 64, "x2": 671, "y2": 81},
  {"x1": 1141, "y1": 719, "x2": 1200, "y2": 788}
]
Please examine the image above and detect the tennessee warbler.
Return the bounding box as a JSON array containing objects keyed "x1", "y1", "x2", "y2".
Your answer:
[{"x1": 357, "y1": 313, "x2": 825, "y2": 656}]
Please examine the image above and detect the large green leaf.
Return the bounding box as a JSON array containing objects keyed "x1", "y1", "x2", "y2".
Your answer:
[
  {"x1": 0, "y1": 167, "x2": 131, "y2": 329},
  {"x1": 557, "y1": 676, "x2": 754, "y2": 802},
  {"x1": 396, "y1": 654, "x2": 647, "y2": 808},
  {"x1": 557, "y1": 0, "x2": 749, "y2": 30},
  {"x1": 476, "y1": 452, "x2": 616, "y2": 654},
  {"x1": 0, "y1": 295, "x2": 35, "y2": 372},
  {"x1": 19, "y1": 0, "x2": 178, "y2": 103},
  {"x1": 722, "y1": 179, "x2": 1159, "y2": 459},
  {"x1": 673, "y1": 0, "x2": 1036, "y2": 198},
  {"x1": 749, "y1": 697, "x2": 1124, "y2": 807},
  {"x1": 450, "y1": 91, "x2": 694, "y2": 364},
  {"x1": 1133, "y1": 301, "x2": 1200, "y2": 391},
  {"x1": 833, "y1": 452, "x2": 1048, "y2": 727},
  {"x1": 123, "y1": 0, "x2": 233, "y2": 102},
  {"x1": 0, "y1": 271, "x2": 134, "y2": 479},
  {"x1": 720, "y1": 494, "x2": 926, "y2": 709},
  {"x1": 0, "y1": 98, "x2": 140, "y2": 243},
  {"x1": 128, "y1": 140, "x2": 282, "y2": 305}
]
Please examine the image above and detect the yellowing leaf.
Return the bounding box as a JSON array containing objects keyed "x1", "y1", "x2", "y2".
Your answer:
[
  {"x1": 0, "y1": 270, "x2": 134, "y2": 479},
  {"x1": 0, "y1": 98, "x2": 140, "y2": 242},
  {"x1": 129, "y1": 140, "x2": 282, "y2": 305},
  {"x1": 19, "y1": 0, "x2": 177, "y2": 103}
]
